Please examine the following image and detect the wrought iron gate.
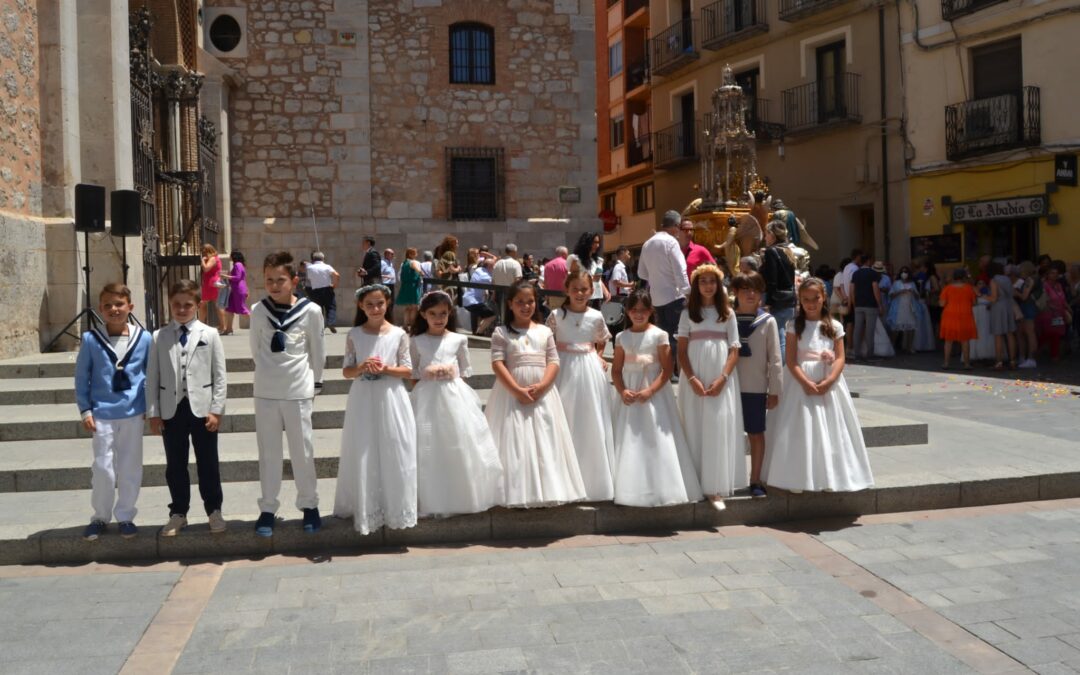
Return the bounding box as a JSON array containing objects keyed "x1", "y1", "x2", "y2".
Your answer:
[{"x1": 130, "y1": 8, "x2": 160, "y2": 330}]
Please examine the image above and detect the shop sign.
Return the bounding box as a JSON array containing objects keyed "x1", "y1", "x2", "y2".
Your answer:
[
  {"x1": 558, "y1": 186, "x2": 581, "y2": 203},
  {"x1": 1056, "y1": 154, "x2": 1077, "y2": 187},
  {"x1": 949, "y1": 195, "x2": 1047, "y2": 223}
]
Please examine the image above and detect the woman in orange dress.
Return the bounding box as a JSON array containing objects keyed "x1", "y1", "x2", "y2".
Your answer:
[{"x1": 939, "y1": 267, "x2": 978, "y2": 369}]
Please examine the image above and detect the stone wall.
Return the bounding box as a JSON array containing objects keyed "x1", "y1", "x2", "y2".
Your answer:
[
  {"x1": 211, "y1": 0, "x2": 597, "y2": 324},
  {"x1": 0, "y1": 0, "x2": 41, "y2": 216}
]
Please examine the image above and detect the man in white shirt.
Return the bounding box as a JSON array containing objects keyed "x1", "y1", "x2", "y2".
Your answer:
[
  {"x1": 637, "y1": 210, "x2": 690, "y2": 362},
  {"x1": 608, "y1": 246, "x2": 633, "y2": 299},
  {"x1": 492, "y1": 243, "x2": 524, "y2": 287},
  {"x1": 305, "y1": 252, "x2": 340, "y2": 334},
  {"x1": 381, "y1": 248, "x2": 397, "y2": 304}
]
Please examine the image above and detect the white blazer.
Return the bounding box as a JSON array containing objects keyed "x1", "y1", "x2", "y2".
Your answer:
[{"x1": 146, "y1": 320, "x2": 227, "y2": 420}]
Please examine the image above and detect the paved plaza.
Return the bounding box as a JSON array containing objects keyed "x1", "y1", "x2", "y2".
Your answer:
[{"x1": 0, "y1": 498, "x2": 1076, "y2": 674}]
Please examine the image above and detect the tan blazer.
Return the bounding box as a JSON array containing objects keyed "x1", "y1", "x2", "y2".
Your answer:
[{"x1": 146, "y1": 320, "x2": 227, "y2": 420}]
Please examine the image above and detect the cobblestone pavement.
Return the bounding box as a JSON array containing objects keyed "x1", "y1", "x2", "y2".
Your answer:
[{"x1": 1, "y1": 499, "x2": 1078, "y2": 674}]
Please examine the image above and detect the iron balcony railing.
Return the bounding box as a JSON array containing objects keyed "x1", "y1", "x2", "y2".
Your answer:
[
  {"x1": 782, "y1": 73, "x2": 861, "y2": 133},
  {"x1": 702, "y1": 100, "x2": 783, "y2": 145},
  {"x1": 941, "y1": 0, "x2": 1008, "y2": 20},
  {"x1": 945, "y1": 87, "x2": 1040, "y2": 161},
  {"x1": 650, "y1": 18, "x2": 699, "y2": 77},
  {"x1": 653, "y1": 120, "x2": 700, "y2": 169},
  {"x1": 701, "y1": 0, "x2": 768, "y2": 50},
  {"x1": 778, "y1": 0, "x2": 849, "y2": 21}
]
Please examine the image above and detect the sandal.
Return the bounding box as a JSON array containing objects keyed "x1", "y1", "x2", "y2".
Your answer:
[{"x1": 993, "y1": 362, "x2": 1004, "y2": 371}]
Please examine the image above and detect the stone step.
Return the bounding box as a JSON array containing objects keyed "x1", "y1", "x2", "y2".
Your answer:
[
  {"x1": 4, "y1": 472, "x2": 1078, "y2": 566},
  {"x1": 0, "y1": 332, "x2": 494, "y2": 379},
  {"x1": 0, "y1": 402, "x2": 928, "y2": 493},
  {"x1": 0, "y1": 372, "x2": 498, "y2": 405}
]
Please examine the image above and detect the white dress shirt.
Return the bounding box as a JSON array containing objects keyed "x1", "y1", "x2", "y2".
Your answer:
[
  {"x1": 305, "y1": 261, "x2": 337, "y2": 290},
  {"x1": 637, "y1": 230, "x2": 689, "y2": 306},
  {"x1": 609, "y1": 260, "x2": 629, "y2": 297},
  {"x1": 492, "y1": 257, "x2": 523, "y2": 287}
]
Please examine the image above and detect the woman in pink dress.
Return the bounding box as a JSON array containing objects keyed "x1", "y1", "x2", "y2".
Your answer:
[{"x1": 200, "y1": 244, "x2": 224, "y2": 327}]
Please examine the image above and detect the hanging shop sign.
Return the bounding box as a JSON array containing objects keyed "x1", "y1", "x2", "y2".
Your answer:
[
  {"x1": 1056, "y1": 154, "x2": 1077, "y2": 187},
  {"x1": 949, "y1": 195, "x2": 1048, "y2": 224}
]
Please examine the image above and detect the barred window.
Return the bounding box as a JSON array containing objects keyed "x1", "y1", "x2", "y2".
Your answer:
[
  {"x1": 450, "y1": 23, "x2": 495, "y2": 85},
  {"x1": 447, "y1": 147, "x2": 504, "y2": 220}
]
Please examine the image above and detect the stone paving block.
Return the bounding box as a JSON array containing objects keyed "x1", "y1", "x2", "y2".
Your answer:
[
  {"x1": 961, "y1": 476, "x2": 1041, "y2": 507},
  {"x1": 786, "y1": 489, "x2": 878, "y2": 521},
  {"x1": 366, "y1": 654, "x2": 447, "y2": 675},
  {"x1": 407, "y1": 629, "x2": 483, "y2": 656},
  {"x1": 995, "y1": 615, "x2": 1080, "y2": 640},
  {"x1": 445, "y1": 647, "x2": 528, "y2": 674},
  {"x1": 477, "y1": 622, "x2": 556, "y2": 649},
  {"x1": 0, "y1": 535, "x2": 39, "y2": 565},
  {"x1": 550, "y1": 617, "x2": 623, "y2": 644},
  {"x1": 964, "y1": 620, "x2": 1021, "y2": 644},
  {"x1": 522, "y1": 643, "x2": 579, "y2": 672},
  {"x1": 875, "y1": 483, "x2": 961, "y2": 513},
  {"x1": 593, "y1": 502, "x2": 695, "y2": 534},
  {"x1": 637, "y1": 592, "x2": 710, "y2": 615},
  {"x1": 702, "y1": 589, "x2": 775, "y2": 611},
  {"x1": 490, "y1": 504, "x2": 597, "y2": 540},
  {"x1": 937, "y1": 585, "x2": 1011, "y2": 604},
  {"x1": 383, "y1": 512, "x2": 491, "y2": 545},
  {"x1": 573, "y1": 598, "x2": 648, "y2": 620},
  {"x1": 996, "y1": 637, "x2": 1080, "y2": 667}
]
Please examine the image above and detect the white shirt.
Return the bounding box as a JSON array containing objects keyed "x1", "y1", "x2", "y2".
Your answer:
[
  {"x1": 305, "y1": 261, "x2": 337, "y2": 290},
  {"x1": 609, "y1": 260, "x2": 629, "y2": 297},
  {"x1": 381, "y1": 259, "x2": 396, "y2": 284},
  {"x1": 248, "y1": 299, "x2": 325, "y2": 400},
  {"x1": 637, "y1": 230, "x2": 689, "y2": 306},
  {"x1": 841, "y1": 261, "x2": 860, "y2": 297},
  {"x1": 492, "y1": 257, "x2": 523, "y2": 287}
]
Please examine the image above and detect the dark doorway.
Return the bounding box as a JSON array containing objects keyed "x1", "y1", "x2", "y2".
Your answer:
[
  {"x1": 963, "y1": 219, "x2": 1038, "y2": 264},
  {"x1": 972, "y1": 37, "x2": 1021, "y2": 100}
]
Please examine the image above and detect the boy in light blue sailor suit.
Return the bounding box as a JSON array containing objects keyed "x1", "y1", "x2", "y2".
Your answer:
[
  {"x1": 249, "y1": 251, "x2": 326, "y2": 537},
  {"x1": 147, "y1": 279, "x2": 228, "y2": 537},
  {"x1": 75, "y1": 283, "x2": 153, "y2": 541}
]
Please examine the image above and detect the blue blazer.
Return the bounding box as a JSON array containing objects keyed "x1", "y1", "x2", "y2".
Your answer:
[{"x1": 75, "y1": 324, "x2": 152, "y2": 420}]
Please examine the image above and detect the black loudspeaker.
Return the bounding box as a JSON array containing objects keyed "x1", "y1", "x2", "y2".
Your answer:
[
  {"x1": 110, "y1": 189, "x2": 142, "y2": 237},
  {"x1": 74, "y1": 184, "x2": 106, "y2": 233}
]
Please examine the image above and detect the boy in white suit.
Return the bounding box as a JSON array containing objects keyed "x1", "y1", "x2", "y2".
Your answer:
[{"x1": 147, "y1": 279, "x2": 228, "y2": 536}]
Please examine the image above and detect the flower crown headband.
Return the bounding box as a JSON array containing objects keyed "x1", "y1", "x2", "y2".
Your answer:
[
  {"x1": 355, "y1": 283, "x2": 391, "y2": 299},
  {"x1": 420, "y1": 289, "x2": 453, "y2": 304},
  {"x1": 690, "y1": 262, "x2": 725, "y2": 285}
]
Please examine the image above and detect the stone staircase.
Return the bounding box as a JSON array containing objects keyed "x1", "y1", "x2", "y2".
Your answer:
[{"x1": 0, "y1": 331, "x2": 932, "y2": 565}]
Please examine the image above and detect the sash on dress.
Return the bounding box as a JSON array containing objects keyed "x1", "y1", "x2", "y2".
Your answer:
[
  {"x1": 798, "y1": 349, "x2": 836, "y2": 364},
  {"x1": 421, "y1": 363, "x2": 459, "y2": 381},
  {"x1": 688, "y1": 330, "x2": 728, "y2": 342},
  {"x1": 508, "y1": 353, "x2": 548, "y2": 369},
  {"x1": 556, "y1": 341, "x2": 595, "y2": 353}
]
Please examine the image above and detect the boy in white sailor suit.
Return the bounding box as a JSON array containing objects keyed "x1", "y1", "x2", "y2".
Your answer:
[
  {"x1": 147, "y1": 279, "x2": 228, "y2": 537},
  {"x1": 75, "y1": 283, "x2": 153, "y2": 541},
  {"x1": 249, "y1": 251, "x2": 326, "y2": 537}
]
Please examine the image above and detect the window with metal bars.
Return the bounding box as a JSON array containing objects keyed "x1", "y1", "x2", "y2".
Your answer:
[
  {"x1": 447, "y1": 148, "x2": 504, "y2": 220},
  {"x1": 450, "y1": 23, "x2": 495, "y2": 85}
]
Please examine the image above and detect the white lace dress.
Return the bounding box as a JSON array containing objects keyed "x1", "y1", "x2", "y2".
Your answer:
[
  {"x1": 485, "y1": 324, "x2": 587, "y2": 507},
  {"x1": 547, "y1": 308, "x2": 616, "y2": 501},
  {"x1": 333, "y1": 325, "x2": 417, "y2": 534},
  {"x1": 763, "y1": 320, "x2": 874, "y2": 492},
  {"x1": 675, "y1": 307, "x2": 747, "y2": 497},
  {"x1": 611, "y1": 326, "x2": 703, "y2": 507},
  {"x1": 410, "y1": 332, "x2": 504, "y2": 516}
]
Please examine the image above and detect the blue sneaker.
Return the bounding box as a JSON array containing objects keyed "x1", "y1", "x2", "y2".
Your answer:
[
  {"x1": 750, "y1": 483, "x2": 768, "y2": 498},
  {"x1": 255, "y1": 512, "x2": 276, "y2": 538},
  {"x1": 83, "y1": 520, "x2": 106, "y2": 541},
  {"x1": 302, "y1": 508, "x2": 322, "y2": 534},
  {"x1": 118, "y1": 521, "x2": 138, "y2": 539}
]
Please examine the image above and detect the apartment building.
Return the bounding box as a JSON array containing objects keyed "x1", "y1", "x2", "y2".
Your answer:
[
  {"x1": 900, "y1": 0, "x2": 1080, "y2": 267},
  {"x1": 597, "y1": 0, "x2": 657, "y2": 250},
  {"x1": 596, "y1": 0, "x2": 910, "y2": 264}
]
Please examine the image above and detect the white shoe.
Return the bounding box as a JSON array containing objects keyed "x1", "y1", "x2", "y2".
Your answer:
[
  {"x1": 710, "y1": 498, "x2": 726, "y2": 512},
  {"x1": 1019, "y1": 359, "x2": 1036, "y2": 369},
  {"x1": 789, "y1": 489, "x2": 804, "y2": 494},
  {"x1": 161, "y1": 514, "x2": 187, "y2": 537},
  {"x1": 208, "y1": 510, "x2": 227, "y2": 534}
]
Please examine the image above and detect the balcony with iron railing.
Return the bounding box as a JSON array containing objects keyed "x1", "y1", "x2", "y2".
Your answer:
[
  {"x1": 701, "y1": 0, "x2": 768, "y2": 50},
  {"x1": 782, "y1": 73, "x2": 861, "y2": 134},
  {"x1": 941, "y1": 0, "x2": 1008, "y2": 20},
  {"x1": 702, "y1": 99, "x2": 784, "y2": 146},
  {"x1": 778, "y1": 0, "x2": 850, "y2": 22},
  {"x1": 653, "y1": 120, "x2": 701, "y2": 169},
  {"x1": 945, "y1": 87, "x2": 1040, "y2": 161},
  {"x1": 626, "y1": 57, "x2": 649, "y2": 95},
  {"x1": 650, "y1": 18, "x2": 699, "y2": 77}
]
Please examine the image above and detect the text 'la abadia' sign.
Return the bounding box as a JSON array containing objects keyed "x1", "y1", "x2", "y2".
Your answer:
[{"x1": 950, "y1": 195, "x2": 1048, "y2": 223}]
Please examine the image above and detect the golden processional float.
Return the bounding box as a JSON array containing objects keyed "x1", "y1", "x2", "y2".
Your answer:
[{"x1": 684, "y1": 65, "x2": 818, "y2": 278}]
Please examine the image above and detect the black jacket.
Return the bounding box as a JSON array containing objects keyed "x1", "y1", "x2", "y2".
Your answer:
[
  {"x1": 761, "y1": 246, "x2": 796, "y2": 310},
  {"x1": 362, "y1": 249, "x2": 382, "y2": 284}
]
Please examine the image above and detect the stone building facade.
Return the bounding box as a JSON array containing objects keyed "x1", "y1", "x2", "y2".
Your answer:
[{"x1": 210, "y1": 0, "x2": 597, "y2": 316}]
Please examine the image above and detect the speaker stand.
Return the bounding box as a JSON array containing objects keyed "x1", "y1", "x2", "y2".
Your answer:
[{"x1": 46, "y1": 230, "x2": 101, "y2": 351}]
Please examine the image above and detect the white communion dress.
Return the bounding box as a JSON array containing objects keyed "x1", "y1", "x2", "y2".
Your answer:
[
  {"x1": 611, "y1": 325, "x2": 703, "y2": 507},
  {"x1": 334, "y1": 324, "x2": 418, "y2": 534},
  {"x1": 763, "y1": 319, "x2": 874, "y2": 492},
  {"x1": 547, "y1": 308, "x2": 616, "y2": 501},
  {"x1": 675, "y1": 307, "x2": 747, "y2": 497},
  {"x1": 410, "y1": 332, "x2": 504, "y2": 517},
  {"x1": 485, "y1": 324, "x2": 587, "y2": 507}
]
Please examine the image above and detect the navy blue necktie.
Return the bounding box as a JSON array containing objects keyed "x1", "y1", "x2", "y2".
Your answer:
[{"x1": 180, "y1": 325, "x2": 189, "y2": 347}]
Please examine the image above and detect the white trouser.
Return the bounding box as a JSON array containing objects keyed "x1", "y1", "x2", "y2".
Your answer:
[
  {"x1": 91, "y1": 415, "x2": 144, "y2": 523},
  {"x1": 254, "y1": 397, "x2": 319, "y2": 514}
]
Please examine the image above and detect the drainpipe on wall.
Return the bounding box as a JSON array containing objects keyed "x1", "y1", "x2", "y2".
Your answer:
[{"x1": 879, "y1": 5, "x2": 891, "y2": 263}]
